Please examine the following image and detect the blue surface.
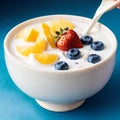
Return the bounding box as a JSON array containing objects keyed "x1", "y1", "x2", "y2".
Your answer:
[{"x1": 0, "y1": 0, "x2": 120, "y2": 120}]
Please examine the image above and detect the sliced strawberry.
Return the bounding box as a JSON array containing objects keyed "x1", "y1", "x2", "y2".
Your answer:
[{"x1": 56, "y1": 29, "x2": 83, "y2": 51}]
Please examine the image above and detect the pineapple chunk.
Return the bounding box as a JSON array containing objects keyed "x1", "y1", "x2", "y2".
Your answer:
[
  {"x1": 15, "y1": 28, "x2": 39, "y2": 42},
  {"x1": 49, "y1": 19, "x2": 74, "y2": 34},
  {"x1": 34, "y1": 53, "x2": 58, "y2": 64},
  {"x1": 25, "y1": 28, "x2": 39, "y2": 42},
  {"x1": 16, "y1": 39, "x2": 47, "y2": 56},
  {"x1": 41, "y1": 23, "x2": 56, "y2": 48}
]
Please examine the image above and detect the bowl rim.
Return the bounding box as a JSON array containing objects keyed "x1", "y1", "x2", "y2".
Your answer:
[{"x1": 4, "y1": 14, "x2": 117, "y2": 73}]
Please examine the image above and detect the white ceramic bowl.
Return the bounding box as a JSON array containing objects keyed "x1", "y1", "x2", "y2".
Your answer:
[{"x1": 4, "y1": 15, "x2": 117, "y2": 112}]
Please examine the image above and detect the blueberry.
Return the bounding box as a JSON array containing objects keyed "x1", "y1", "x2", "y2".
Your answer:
[
  {"x1": 67, "y1": 48, "x2": 81, "y2": 60},
  {"x1": 91, "y1": 41, "x2": 104, "y2": 51},
  {"x1": 54, "y1": 61, "x2": 69, "y2": 70},
  {"x1": 87, "y1": 54, "x2": 101, "y2": 64},
  {"x1": 81, "y1": 35, "x2": 93, "y2": 45}
]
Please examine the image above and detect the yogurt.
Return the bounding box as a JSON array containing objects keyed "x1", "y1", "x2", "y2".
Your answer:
[{"x1": 9, "y1": 15, "x2": 114, "y2": 71}]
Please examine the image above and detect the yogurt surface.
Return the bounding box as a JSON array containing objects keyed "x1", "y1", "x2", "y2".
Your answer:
[{"x1": 9, "y1": 15, "x2": 115, "y2": 71}]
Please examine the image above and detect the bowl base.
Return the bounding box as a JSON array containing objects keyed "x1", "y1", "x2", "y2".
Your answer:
[{"x1": 35, "y1": 99, "x2": 85, "y2": 112}]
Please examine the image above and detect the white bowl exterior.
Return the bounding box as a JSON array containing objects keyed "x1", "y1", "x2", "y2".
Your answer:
[
  {"x1": 5, "y1": 52, "x2": 115, "y2": 103},
  {"x1": 4, "y1": 15, "x2": 117, "y2": 104}
]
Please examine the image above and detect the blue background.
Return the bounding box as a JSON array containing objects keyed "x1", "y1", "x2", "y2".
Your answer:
[{"x1": 0, "y1": 0, "x2": 120, "y2": 120}]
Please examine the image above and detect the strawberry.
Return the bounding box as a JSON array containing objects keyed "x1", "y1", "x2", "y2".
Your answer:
[{"x1": 55, "y1": 28, "x2": 83, "y2": 51}]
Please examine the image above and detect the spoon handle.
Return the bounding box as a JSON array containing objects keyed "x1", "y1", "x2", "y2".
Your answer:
[{"x1": 84, "y1": 0, "x2": 120, "y2": 34}]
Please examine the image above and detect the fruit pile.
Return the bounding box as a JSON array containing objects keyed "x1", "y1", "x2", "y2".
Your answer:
[{"x1": 15, "y1": 19, "x2": 105, "y2": 70}]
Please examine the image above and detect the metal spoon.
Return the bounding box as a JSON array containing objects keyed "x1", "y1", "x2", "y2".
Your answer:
[{"x1": 84, "y1": 0, "x2": 120, "y2": 34}]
